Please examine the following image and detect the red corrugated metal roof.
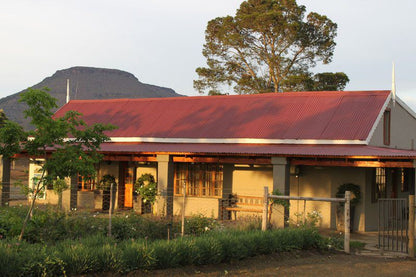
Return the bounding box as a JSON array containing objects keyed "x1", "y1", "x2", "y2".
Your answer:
[
  {"x1": 54, "y1": 90, "x2": 390, "y2": 141},
  {"x1": 98, "y1": 142, "x2": 416, "y2": 158}
]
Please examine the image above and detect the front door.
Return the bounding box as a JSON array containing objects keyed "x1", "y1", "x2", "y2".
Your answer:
[
  {"x1": 124, "y1": 167, "x2": 134, "y2": 208},
  {"x1": 119, "y1": 162, "x2": 135, "y2": 209}
]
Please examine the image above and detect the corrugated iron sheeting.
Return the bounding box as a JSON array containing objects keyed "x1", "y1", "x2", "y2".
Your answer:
[
  {"x1": 54, "y1": 90, "x2": 390, "y2": 141},
  {"x1": 98, "y1": 142, "x2": 416, "y2": 158}
]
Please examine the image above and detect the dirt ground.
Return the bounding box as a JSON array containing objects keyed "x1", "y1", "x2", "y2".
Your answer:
[{"x1": 127, "y1": 251, "x2": 415, "y2": 277}]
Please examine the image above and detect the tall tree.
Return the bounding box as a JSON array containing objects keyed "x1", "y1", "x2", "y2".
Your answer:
[
  {"x1": 194, "y1": 0, "x2": 349, "y2": 95},
  {"x1": 0, "y1": 87, "x2": 115, "y2": 240},
  {"x1": 0, "y1": 110, "x2": 25, "y2": 206}
]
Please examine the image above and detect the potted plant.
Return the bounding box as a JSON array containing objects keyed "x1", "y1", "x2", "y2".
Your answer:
[
  {"x1": 336, "y1": 183, "x2": 361, "y2": 232},
  {"x1": 97, "y1": 174, "x2": 117, "y2": 211},
  {"x1": 52, "y1": 178, "x2": 69, "y2": 210},
  {"x1": 134, "y1": 173, "x2": 157, "y2": 214}
]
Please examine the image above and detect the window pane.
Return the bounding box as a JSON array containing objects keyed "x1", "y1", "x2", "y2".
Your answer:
[
  {"x1": 174, "y1": 162, "x2": 223, "y2": 197},
  {"x1": 373, "y1": 168, "x2": 386, "y2": 202}
]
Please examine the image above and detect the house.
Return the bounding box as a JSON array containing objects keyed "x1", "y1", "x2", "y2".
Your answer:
[{"x1": 28, "y1": 90, "x2": 416, "y2": 231}]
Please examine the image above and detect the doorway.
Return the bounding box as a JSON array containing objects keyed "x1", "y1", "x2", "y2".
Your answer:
[{"x1": 119, "y1": 162, "x2": 135, "y2": 209}]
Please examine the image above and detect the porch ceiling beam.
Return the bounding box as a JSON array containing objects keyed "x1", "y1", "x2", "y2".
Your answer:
[
  {"x1": 291, "y1": 159, "x2": 414, "y2": 168},
  {"x1": 173, "y1": 156, "x2": 271, "y2": 164},
  {"x1": 104, "y1": 156, "x2": 157, "y2": 162}
]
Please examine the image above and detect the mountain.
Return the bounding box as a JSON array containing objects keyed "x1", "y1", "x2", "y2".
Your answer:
[{"x1": 0, "y1": 66, "x2": 182, "y2": 130}]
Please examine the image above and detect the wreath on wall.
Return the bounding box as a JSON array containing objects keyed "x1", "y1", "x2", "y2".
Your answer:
[
  {"x1": 336, "y1": 183, "x2": 361, "y2": 206},
  {"x1": 134, "y1": 173, "x2": 158, "y2": 204}
]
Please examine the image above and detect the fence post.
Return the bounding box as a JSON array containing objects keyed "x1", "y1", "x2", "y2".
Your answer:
[
  {"x1": 108, "y1": 182, "x2": 113, "y2": 237},
  {"x1": 409, "y1": 195, "x2": 415, "y2": 258},
  {"x1": 262, "y1": 186, "x2": 269, "y2": 231},
  {"x1": 344, "y1": 191, "x2": 350, "y2": 254},
  {"x1": 181, "y1": 181, "x2": 186, "y2": 237}
]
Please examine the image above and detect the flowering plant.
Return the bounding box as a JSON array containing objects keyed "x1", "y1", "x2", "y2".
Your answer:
[{"x1": 134, "y1": 173, "x2": 157, "y2": 204}]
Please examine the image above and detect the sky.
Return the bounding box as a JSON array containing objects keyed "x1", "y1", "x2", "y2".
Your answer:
[{"x1": 1, "y1": 0, "x2": 416, "y2": 109}]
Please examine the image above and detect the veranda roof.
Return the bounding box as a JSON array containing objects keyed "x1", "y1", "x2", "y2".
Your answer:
[{"x1": 97, "y1": 142, "x2": 416, "y2": 158}]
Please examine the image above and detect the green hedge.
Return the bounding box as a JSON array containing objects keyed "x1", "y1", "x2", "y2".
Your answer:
[{"x1": 0, "y1": 228, "x2": 325, "y2": 276}]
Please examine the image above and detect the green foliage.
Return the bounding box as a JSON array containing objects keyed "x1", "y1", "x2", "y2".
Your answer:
[
  {"x1": 0, "y1": 109, "x2": 7, "y2": 127},
  {"x1": 0, "y1": 206, "x2": 179, "y2": 242},
  {"x1": 17, "y1": 87, "x2": 116, "y2": 182},
  {"x1": 192, "y1": 236, "x2": 224, "y2": 265},
  {"x1": 152, "y1": 239, "x2": 194, "y2": 268},
  {"x1": 53, "y1": 178, "x2": 69, "y2": 194},
  {"x1": 0, "y1": 121, "x2": 26, "y2": 159},
  {"x1": 97, "y1": 174, "x2": 117, "y2": 190},
  {"x1": 270, "y1": 189, "x2": 290, "y2": 209},
  {"x1": 222, "y1": 215, "x2": 262, "y2": 231},
  {"x1": 323, "y1": 231, "x2": 365, "y2": 251},
  {"x1": 134, "y1": 173, "x2": 158, "y2": 204},
  {"x1": 0, "y1": 87, "x2": 116, "y2": 239},
  {"x1": 0, "y1": 226, "x2": 326, "y2": 275},
  {"x1": 350, "y1": 240, "x2": 366, "y2": 251},
  {"x1": 292, "y1": 210, "x2": 322, "y2": 229},
  {"x1": 282, "y1": 72, "x2": 350, "y2": 92},
  {"x1": 194, "y1": 0, "x2": 348, "y2": 95},
  {"x1": 185, "y1": 214, "x2": 220, "y2": 235},
  {"x1": 310, "y1": 72, "x2": 350, "y2": 91},
  {"x1": 336, "y1": 183, "x2": 361, "y2": 206},
  {"x1": 121, "y1": 239, "x2": 156, "y2": 271},
  {"x1": 0, "y1": 240, "x2": 67, "y2": 277}
]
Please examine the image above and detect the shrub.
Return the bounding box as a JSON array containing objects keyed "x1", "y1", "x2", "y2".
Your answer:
[
  {"x1": 120, "y1": 239, "x2": 156, "y2": 272},
  {"x1": 192, "y1": 236, "x2": 224, "y2": 265},
  {"x1": 0, "y1": 240, "x2": 67, "y2": 277},
  {"x1": 152, "y1": 239, "x2": 191, "y2": 269},
  {"x1": 185, "y1": 214, "x2": 220, "y2": 235},
  {"x1": 0, "y1": 228, "x2": 326, "y2": 275},
  {"x1": 54, "y1": 235, "x2": 121, "y2": 274},
  {"x1": 109, "y1": 213, "x2": 170, "y2": 241}
]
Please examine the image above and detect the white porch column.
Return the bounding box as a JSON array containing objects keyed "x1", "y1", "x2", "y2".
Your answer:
[
  {"x1": 271, "y1": 157, "x2": 290, "y2": 228},
  {"x1": 156, "y1": 154, "x2": 174, "y2": 217}
]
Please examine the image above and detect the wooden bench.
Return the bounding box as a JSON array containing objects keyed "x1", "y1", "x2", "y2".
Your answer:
[{"x1": 220, "y1": 195, "x2": 271, "y2": 220}]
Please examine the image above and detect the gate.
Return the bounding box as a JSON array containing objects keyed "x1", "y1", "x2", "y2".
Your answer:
[{"x1": 378, "y1": 198, "x2": 408, "y2": 253}]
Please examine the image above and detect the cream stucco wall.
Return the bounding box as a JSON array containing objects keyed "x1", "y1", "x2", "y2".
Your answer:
[
  {"x1": 173, "y1": 196, "x2": 219, "y2": 217},
  {"x1": 192, "y1": 163, "x2": 370, "y2": 231},
  {"x1": 369, "y1": 99, "x2": 416, "y2": 149},
  {"x1": 232, "y1": 165, "x2": 273, "y2": 196},
  {"x1": 136, "y1": 164, "x2": 157, "y2": 181},
  {"x1": 290, "y1": 166, "x2": 367, "y2": 231}
]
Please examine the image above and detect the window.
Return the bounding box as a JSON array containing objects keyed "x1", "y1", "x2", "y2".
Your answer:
[
  {"x1": 401, "y1": 168, "x2": 414, "y2": 193},
  {"x1": 372, "y1": 168, "x2": 386, "y2": 202},
  {"x1": 383, "y1": 110, "x2": 391, "y2": 145},
  {"x1": 174, "y1": 163, "x2": 223, "y2": 197},
  {"x1": 78, "y1": 175, "x2": 96, "y2": 191}
]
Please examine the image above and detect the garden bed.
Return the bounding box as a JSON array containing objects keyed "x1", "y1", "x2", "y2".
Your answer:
[{"x1": 0, "y1": 206, "x2": 339, "y2": 276}]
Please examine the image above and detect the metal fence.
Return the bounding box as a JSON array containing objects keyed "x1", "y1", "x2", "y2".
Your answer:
[{"x1": 378, "y1": 198, "x2": 408, "y2": 253}]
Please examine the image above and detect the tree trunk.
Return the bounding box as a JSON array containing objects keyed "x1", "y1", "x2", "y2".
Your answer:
[
  {"x1": 18, "y1": 170, "x2": 45, "y2": 241},
  {"x1": 57, "y1": 192, "x2": 63, "y2": 210},
  {"x1": 1, "y1": 157, "x2": 11, "y2": 206}
]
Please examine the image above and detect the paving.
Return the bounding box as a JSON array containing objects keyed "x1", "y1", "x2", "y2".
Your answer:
[{"x1": 350, "y1": 231, "x2": 409, "y2": 258}]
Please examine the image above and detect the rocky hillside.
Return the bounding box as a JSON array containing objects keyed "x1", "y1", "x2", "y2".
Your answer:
[{"x1": 0, "y1": 66, "x2": 181, "y2": 129}]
